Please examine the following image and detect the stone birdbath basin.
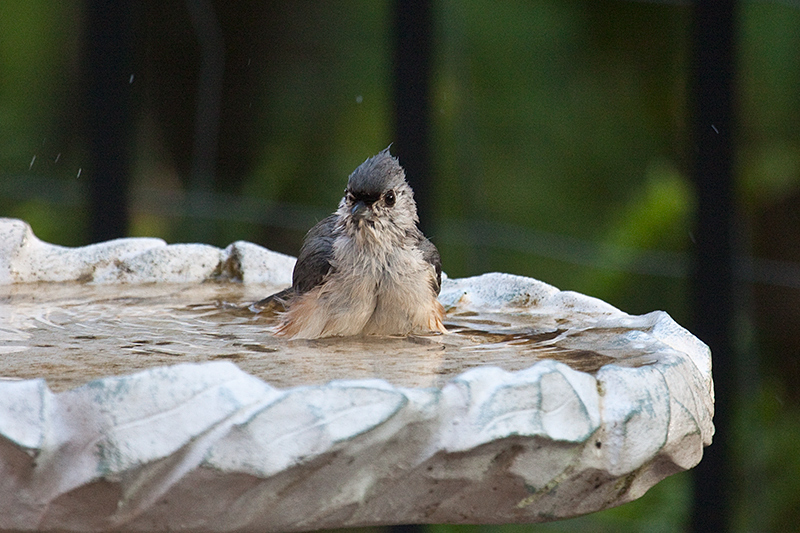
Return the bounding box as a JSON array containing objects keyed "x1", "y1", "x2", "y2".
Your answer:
[{"x1": 0, "y1": 218, "x2": 713, "y2": 531}]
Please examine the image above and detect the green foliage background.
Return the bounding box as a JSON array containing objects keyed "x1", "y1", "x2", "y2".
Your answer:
[{"x1": 2, "y1": 1, "x2": 799, "y2": 531}]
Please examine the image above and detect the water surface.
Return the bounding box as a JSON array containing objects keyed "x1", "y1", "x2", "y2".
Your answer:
[{"x1": 1, "y1": 282, "x2": 660, "y2": 391}]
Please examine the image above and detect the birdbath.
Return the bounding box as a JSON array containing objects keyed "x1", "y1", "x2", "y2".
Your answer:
[{"x1": 0, "y1": 218, "x2": 713, "y2": 532}]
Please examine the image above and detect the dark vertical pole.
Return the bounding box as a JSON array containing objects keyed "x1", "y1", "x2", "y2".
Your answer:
[
  {"x1": 392, "y1": 0, "x2": 434, "y2": 235},
  {"x1": 84, "y1": 0, "x2": 135, "y2": 243},
  {"x1": 391, "y1": 11, "x2": 433, "y2": 533},
  {"x1": 186, "y1": 0, "x2": 226, "y2": 242},
  {"x1": 690, "y1": 1, "x2": 737, "y2": 532}
]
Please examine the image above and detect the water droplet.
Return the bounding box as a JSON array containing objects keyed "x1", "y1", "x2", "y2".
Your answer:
[{"x1": 355, "y1": 95, "x2": 363, "y2": 104}]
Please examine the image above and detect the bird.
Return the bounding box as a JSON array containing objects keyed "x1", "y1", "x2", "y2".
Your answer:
[{"x1": 259, "y1": 147, "x2": 447, "y2": 340}]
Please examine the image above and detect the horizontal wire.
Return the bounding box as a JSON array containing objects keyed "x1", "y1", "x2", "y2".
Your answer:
[{"x1": 3, "y1": 173, "x2": 799, "y2": 289}]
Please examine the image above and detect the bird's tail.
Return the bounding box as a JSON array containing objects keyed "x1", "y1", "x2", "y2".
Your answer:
[{"x1": 250, "y1": 287, "x2": 294, "y2": 314}]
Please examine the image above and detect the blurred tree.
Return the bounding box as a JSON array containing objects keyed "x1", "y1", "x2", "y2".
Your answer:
[{"x1": 0, "y1": 1, "x2": 84, "y2": 245}]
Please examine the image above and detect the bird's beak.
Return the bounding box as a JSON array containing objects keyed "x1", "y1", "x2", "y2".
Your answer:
[{"x1": 351, "y1": 200, "x2": 370, "y2": 220}]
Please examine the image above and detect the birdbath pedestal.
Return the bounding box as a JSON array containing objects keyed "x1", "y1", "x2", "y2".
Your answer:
[{"x1": 0, "y1": 218, "x2": 714, "y2": 532}]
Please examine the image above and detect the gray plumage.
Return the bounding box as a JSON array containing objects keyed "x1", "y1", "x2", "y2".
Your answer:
[
  {"x1": 261, "y1": 148, "x2": 446, "y2": 339},
  {"x1": 346, "y1": 148, "x2": 407, "y2": 198},
  {"x1": 292, "y1": 214, "x2": 337, "y2": 295}
]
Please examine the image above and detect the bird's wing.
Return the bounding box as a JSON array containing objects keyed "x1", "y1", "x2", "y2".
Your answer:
[
  {"x1": 417, "y1": 236, "x2": 442, "y2": 295},
  {"x1": 292, "y1": 214, "x2": 337, "y2": 295},
  {"x1": 254, "y1": 215, "x2": 337, "y2": 309}
]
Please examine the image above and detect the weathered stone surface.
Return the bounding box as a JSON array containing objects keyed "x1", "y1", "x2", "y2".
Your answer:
[
  {"x1": 220, "y1": 240, "x2": 296, "y2": 285},
  {"x1": 0, "y1": 218, "x2": 295, "y2": 286},
  {"x1": 0, "y1": 218, "x2": 714, "y2": 531}
]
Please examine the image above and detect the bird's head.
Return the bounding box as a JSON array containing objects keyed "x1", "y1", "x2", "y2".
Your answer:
[{"x1": 336, "y1": 148, "x2": 418, "y2": 244}]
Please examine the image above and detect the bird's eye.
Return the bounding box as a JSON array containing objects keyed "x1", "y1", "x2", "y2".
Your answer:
[{"x1": 384, "y1": 190, "x2": 396, "y2": 207}]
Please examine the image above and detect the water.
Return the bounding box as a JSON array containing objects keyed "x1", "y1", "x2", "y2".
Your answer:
[{"x1": 0, "y1": 282, "x2": 659, "y2": 392}]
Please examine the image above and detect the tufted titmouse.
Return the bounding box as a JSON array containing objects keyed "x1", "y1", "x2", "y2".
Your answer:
[{"x1": 259, "y1": 148, "x2": 447, "y2": 339}]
